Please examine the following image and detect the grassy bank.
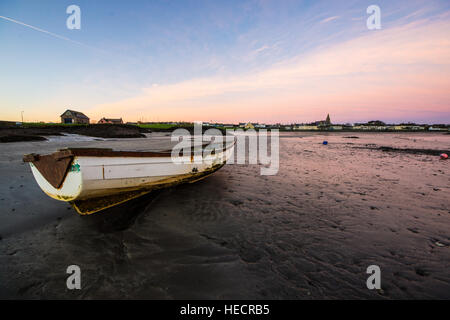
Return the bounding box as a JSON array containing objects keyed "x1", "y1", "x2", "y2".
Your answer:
[
  {"x1": 137, "y1": 123, "x2": 181, "y2": 130},
  {"x1": 0, "y1": 123, "x2": 150, "y2": 143}
]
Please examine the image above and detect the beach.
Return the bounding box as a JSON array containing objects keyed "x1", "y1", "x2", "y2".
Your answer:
[{"x1": 0, "y1": 132, "x2": 449, "y2": 299}]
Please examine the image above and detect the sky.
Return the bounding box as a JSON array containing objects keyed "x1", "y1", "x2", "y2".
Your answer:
[{"x1": 0, "y1": 0, "x2": 449, "y2": 124}]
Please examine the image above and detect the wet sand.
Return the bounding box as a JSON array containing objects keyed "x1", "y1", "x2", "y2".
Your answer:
[{"x1": 0, "y1": 132, "x2": 449, "y2": 299}]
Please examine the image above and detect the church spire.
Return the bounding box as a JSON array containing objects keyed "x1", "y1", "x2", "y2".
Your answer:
[{"x1": 325, "y1": 114, "x2": 331, "y2": 125}]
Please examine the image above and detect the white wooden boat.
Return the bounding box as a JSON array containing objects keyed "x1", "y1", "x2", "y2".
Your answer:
[{"x1": 23, "y1": 139, "x2": 235, "y2": 215}]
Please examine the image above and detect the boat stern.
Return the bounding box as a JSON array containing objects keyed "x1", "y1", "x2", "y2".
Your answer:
[{"x1": 24, "y1": 152, "x2": 83, "y2": 201}]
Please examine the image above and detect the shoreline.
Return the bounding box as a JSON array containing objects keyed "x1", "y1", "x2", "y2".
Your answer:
[
  {"x1": 1, "y1": 122, "x2": 448, "y2": 143},
  {"x1": 0, "y1": 124, "x2": 150, "y2": 142}
]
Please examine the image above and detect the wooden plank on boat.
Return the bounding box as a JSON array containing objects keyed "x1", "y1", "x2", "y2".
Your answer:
[{"x1": 26, "y1": 154, "x2": 73, "y2": 189}]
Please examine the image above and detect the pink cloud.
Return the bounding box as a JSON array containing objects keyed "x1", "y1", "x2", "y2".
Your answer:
[
  {"x1": 90, "y1": 17, "x2": 450, "y2": 123},
  {"x1": 320, "y1": 16, "x2": 340, "y2": 23}
]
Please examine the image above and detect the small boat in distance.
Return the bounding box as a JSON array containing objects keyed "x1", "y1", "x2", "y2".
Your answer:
[{"x1": 23, "y1": 138, "x2": 235, "y2": 215}]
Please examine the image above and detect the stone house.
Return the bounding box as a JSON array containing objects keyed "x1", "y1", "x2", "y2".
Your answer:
[{"x1": 60, "y1": 109, "x2": 90, "y2": 124}]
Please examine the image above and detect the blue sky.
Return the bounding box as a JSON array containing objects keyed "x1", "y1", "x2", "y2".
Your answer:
[{"x1": 1, "y1": 0, "x2": 449, "y2": 123}]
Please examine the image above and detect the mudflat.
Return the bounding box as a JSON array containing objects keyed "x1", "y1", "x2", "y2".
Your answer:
[{"x1": 0, "y1": 132, "x2": 449, "y2": 299}]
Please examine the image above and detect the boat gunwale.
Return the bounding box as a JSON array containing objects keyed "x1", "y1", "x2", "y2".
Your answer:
[{"x1": 23, "y1": 140, "x2": 235, "y2": 161}]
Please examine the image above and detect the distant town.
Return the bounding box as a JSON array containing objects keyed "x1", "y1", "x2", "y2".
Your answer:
[{"x1": 1, "y1": 109, "x2": 449, "y2": 132}]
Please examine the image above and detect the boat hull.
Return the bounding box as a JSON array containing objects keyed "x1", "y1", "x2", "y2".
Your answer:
[
  {"x1": 26, "y1": 141, "x2": 234, "y2": 214},
  {"x1": 70, "y1": 162, "x2": 225, "y2": 215}
]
